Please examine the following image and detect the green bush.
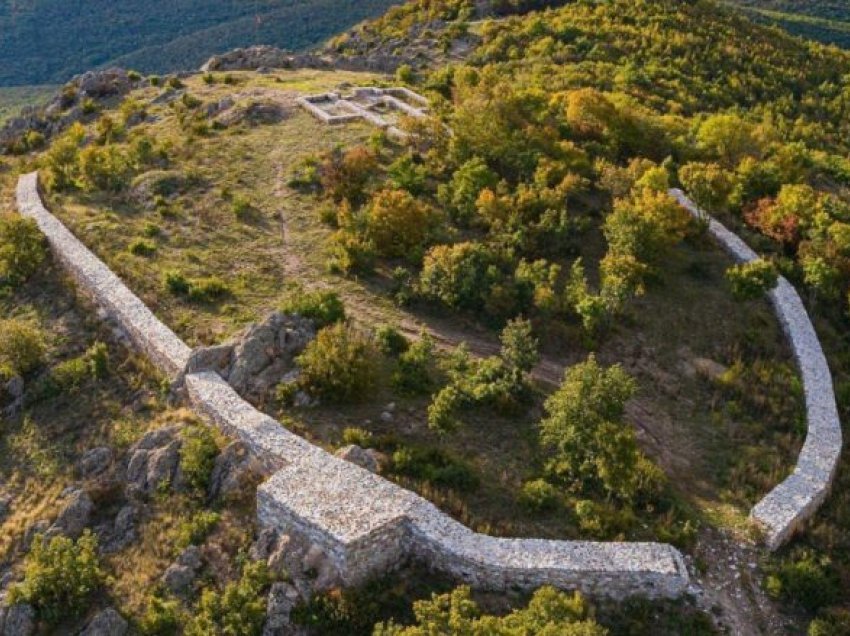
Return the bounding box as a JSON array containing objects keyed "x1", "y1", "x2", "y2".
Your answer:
[
  {"x1": 0, "y1": 213, "x2": 46, "y2": 288},
  {"x1": 296, "y1": 323, "x2": 378, "y2": 403},
  {"x1": 50, "y1": 357, "x2": 89, "y2": 392},
  {"x1": 280, "y1": 289, "x2": 346, "y2": 328},
  {"x1": 392, "y1": 335, "x2": 435, "y2": 395},
  {"x1": 766, "y1": 550, "x2": 838, "y2": 612},
  {"x1": 9, "y1": 531, "x2": 104, "y2": 625},
  {"x1": 174, "y1": 510, "x2": 221, "y2": 550},
  {"x1": 375, "y1": 324, "x2": 410, "y2": 357},
  {"x1": 341, "y1": 427, "x2": 374, "y2": 447},
  {"x1": 231, "y1": 195, "x2": 254, "y2": 221},
  {"x1": 374, "y1": 585, "x2": 605, "y2": 635},
  {"x1": 140, "y1": 596, "x2": 183, "y2": 635},
  {"x1": 163, "y1": 270, "x2": 191, "y2": 296},
  {"x1": 726, "y1": 259, "x2": 779, "y2": 301},
  {"x1": 390, "y1": 446, "x2": 478, "y2": 491},
  {"x1": 179, "y1": 424, "x2": 219, "y2": 492},
  {"x1": 185, "y1": 561, "x2": 269, "y2": 636},
  {"x1": 187, "y1": 277, "x2": 231, "y2": 303},
  {"x1": 129, "y1": 238, "x2": 157, "y2": 257},
  {"x1": 0, "y1": 319, "x2": 47, "y2": 376},
  {"x1": 519, "y1": 479, "x2": 559, "y2": 513},
  {"x1": 809, "y1": 609, "x2": 850, "y2": 636}
]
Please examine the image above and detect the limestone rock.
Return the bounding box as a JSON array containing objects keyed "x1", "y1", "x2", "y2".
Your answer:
[
  {"x1": 79, "y1": 608, "x2": 128, "y2": 636},
  {"x1": 125, "y1": 427, "x2": 181, "y2": 497},
  {"x1": 262, "y1": 582, "x2": 300, "y2": 636},
  {"x1": 78, "y1": 447, "x2": 113, "y2": 478},
  {"x1": 209, "y1": 442, "x2": 262, "y2": 500},
  {"x1": 47, "y1": 489, "x2": 93, "y2": 539},
  {"x1": 185, "y1": 344, "x2": 234, "y2": 376},
  {"x1": 335, "y1": 445, "x2": 379, "y2": 474},
  {"x1": 267, "y1": 534, "x2": 307, "y2": 580},
  {"x1": 103, "y1": 505, "x2": 137, "y2": 553},
  {"x1": 162, "y1": 546, "x2": 203, "y2": 596},
  {"x1": 1, "y1": 604, "x2": 35, "y2": 636}
]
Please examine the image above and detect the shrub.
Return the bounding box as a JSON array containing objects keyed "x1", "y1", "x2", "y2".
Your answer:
[
  {"x1": 320, "y1": 146, "x2": 378, "y2": 204},
  {"x1": 395, "y1": 64, "x2": 415, "y2": 84},
  {"x1": 0, "y1": 213, "x2": 46, "y2": 288},
  {"x1": 164, "y1": 270, "x2": 191, "y2": 296},
  {"x1": 374, "y1": 586, "x2": 604, "y2": 634},
  {"x1": 0, "y1": 319, "x2": 47, "y2": 376},
  {"x1": 326, "y1": 230, "x2": 376, "y2": 275},
  {"x1": 392, "y1": 334, "x2": 435, "y2": 394},
  {"x1": 519, "y1": 479, "x2": 559, "y2": 513},
  {"x1": 604, "y1": 188, "x2": 692, "y2": 264},
  {"x1": 129, "y1": 238, "x2": 157, "y2": 257},
  {"x1": 678, "y1": 162, "x2": 735, "y2": 213},
  {"x1": 280, "y1": 289, "x2": 345, "y2": 328},
  {"x1": 185, "y1": 561, "x2": 269, "y2": 636},
  {"x1": 296, "y1": 323, "x2": 379, "y2": 403},
  {"x1": 127, "y1": 70, "x2": 142, "y2": 81},
  {"x1": 341, "y1": 427, "x2": 373, "y2": 447},
  {"x1": 375, "y1": 324, "x2": 409, "y2": 357},
  {"x1": 187, "y1": 277, "x2": 231, "y2": 303},
  {"x1": 78, "y1": 144, "x2": 133, "y2": 192},
  {"x1": 50, "y1": 357, "x2": 89, "y2": 392},
  {"x1": 366, "y1": 189, "x2": 439, "y2": 258},
  {"x1": 765, "y1": 550, "x2": 838, "y2": 613},
  {"x1": 387, "y1": 154, "x2": 429, "y2": 195},
  {"x1": 86, "y1": 342, "x2": 109, "y2": 379},
  {"x1": 726, "y1": 259, "x2": 779, "y2": 301},
  {"x1": 809, "y1": 609, "x2": 850, "y2": 636},
  {"x1": 180, "y1": 424, "x2": 219, "y2": 492},
  {"x1": 390, "y1": 446, "x2": 478, "y2": 491},
  {"x1": 419, "y1": 242, "x2": 502, "y2": 312},
  {"x1": 437, "y1": 157, "x2": 499, "y2": 225},
  {"x1": 81, "y1": 98, "x2": 99, "y2": 115},
  {"x1": 174, "y1": 510, "x2": 221, "y2": 550},
  {"x1": 231, "y1": 195, "x2": 254, "y2": 221},
  {"x1": 541, "y1": 355, "x2": 664, "y2": 502},
  {"x1": 140, "y1": 596, "x2": 183, "y2": 635},
  {"x1": 9, "y1": 531, "x2": 104, "y2": 625}
]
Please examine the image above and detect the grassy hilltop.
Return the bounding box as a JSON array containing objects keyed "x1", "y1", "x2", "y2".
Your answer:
[{"x1": 4, "y1": 0, "x2": 850, "y2": 633}]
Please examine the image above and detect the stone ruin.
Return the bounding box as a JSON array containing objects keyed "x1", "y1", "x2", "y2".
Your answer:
[{"x1": 297, "y1": 87, "x2": 429, "y2": 139}]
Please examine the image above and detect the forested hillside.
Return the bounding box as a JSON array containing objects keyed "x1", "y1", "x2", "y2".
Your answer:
[
  {"x1": 0, "y1": 0, "x2": 400, "y2": 87},
  {"x1": 730, "y1": 0, "x2": 850, "y2": 47}
]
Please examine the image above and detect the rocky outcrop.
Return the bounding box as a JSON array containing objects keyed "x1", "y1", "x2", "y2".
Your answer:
[
  {"x1": 200, "y1": 46, "x2": 399, "y2": 75},
  {"x1": 78, "y1": 447, "x2": 113, "y2": 478},
  {"x1": 162, "y1": 546, "x2": 203, "y2": 596},
  {"x1": 0, "y1": 604, "x2": 35, "y2": 636},
  {"x1": 209, "y1": 441, "x2": 263, "y2": 501},
  {"x1": 1, "y1": 69, "x2": 139, "y2": 154},
  {"x1": 46, "y1": 489, "x2": 93, "y2": 539},
  {"x1": 125, "y1": 427, "x2": 182, "y2": 497},
  {"x1": 186, "y1": 312, "x2": 315, "y2": 399},
  {"x1": 335, "y1": 445, "x2": 385, "y2": 474},
  {"x1": 262, "y1": 582, "x2": 299, "y2": 636},
  {"x1": 79, "y1": 608, "x2": 128, "y2": 636}
]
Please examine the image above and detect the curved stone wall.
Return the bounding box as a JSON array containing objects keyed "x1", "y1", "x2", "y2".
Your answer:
[
  {"x1": 16, "y1": 171, "x2": 689, "y2": 599},
  {"x1": 670, "y1": 189, "x2": 843, "y2": 550}
]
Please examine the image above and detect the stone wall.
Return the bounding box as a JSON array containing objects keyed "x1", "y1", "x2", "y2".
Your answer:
[
  {"x1": 670, "y1": 189, "x2": 843, "y2": 550},
  {"x1": 17, "y1": 171, "x2": 690, "y2": 599},
  {"x1": 15, "y1": 173, "x2": 190, "y2": 379}
]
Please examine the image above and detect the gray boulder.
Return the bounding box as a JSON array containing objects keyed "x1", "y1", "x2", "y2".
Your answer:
[
  {"x1": 1, "y1": 604, "x2": 35, "y2": 636},
  {"x1": 78, "y1": 447, "x2": 112, "y2": 478},
  {"x1": 79, "y1": 608, "x2": 128, "y2": 636},
  {"x1": 47, "y1": 489, "x2": 93, "y2": 539},
  {"x1": 262, "y1": 582, "x2": 300, "y2": 636},
  {"x1": 335, "y1": 445, "x2": 380, "y2": 474},
  {"x1": 209, "y1": 442, "x2": 262, "y2": 500},
  {"x1": 162, "y1": 546, "x2": 203, "y2": 596},
  {"x1": 125, "y1": 427, "x2": 181, "y2": 497}
]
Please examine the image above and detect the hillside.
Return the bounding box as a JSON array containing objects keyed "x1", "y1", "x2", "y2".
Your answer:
[
  {"x1": 2, "y1": 0, "x2": 850, "y2": 634},
  {"x1": 729, "y1": 0, "x2": 850, "y2": 47},
  {"x1": 0, "y1": 0, "x2": 401, "y2": 87}
]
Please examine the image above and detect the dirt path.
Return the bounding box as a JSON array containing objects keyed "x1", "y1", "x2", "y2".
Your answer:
[{"x1": 689, "y1": 528, "x2": 792, "y2": 634}]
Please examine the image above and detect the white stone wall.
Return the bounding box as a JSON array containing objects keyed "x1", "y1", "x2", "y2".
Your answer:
[
  {"x1": 15, "y1": 173, "x2": 191, "y2": 378},
  {"x1": 670, "y1": 189, "x2": 843, "y2": 550},
  {"x1": 16, "y1": 171, "x2": 690, "y2": 599}
]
